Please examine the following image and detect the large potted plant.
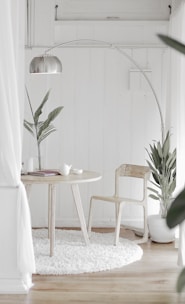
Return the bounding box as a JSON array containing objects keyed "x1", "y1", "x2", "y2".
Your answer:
[{"x1": 146, "y1": 130, "x2": 176, "y2": 242}]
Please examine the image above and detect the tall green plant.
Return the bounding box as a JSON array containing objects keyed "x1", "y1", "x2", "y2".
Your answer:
[
  {"x1": 146, "y1": 131, "x2": 176, "y2": 218},
  {"x1": 24, "y1": 88, "x2": 63, "y2": 170}
]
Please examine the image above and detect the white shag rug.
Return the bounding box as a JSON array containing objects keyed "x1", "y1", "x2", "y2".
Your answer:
[{"x1": 33, "y1": 229, "x2": 143, "y2": 275}]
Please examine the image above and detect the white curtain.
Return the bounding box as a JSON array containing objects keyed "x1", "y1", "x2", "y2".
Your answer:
[
  {"x1": 0, "y1": 0, "x2": 35, "y2": 288},
  {"x1": 168, "y1": 0, "x2": 185, "y2": 266}
]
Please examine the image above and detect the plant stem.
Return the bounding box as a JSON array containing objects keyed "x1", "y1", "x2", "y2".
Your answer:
[
  {"x1": 37, "y1": 143, "x2": 41, "y2": 170},
  {"x1": 26, "y1": 87, "x2": 41, "y2": 168},
  {"x1": 25, "y1": 87, "x2": 35, "y2": 121}
]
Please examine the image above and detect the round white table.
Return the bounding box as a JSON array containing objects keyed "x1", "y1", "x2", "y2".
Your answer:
[{"x1": 21, "y1": 170, "x2": 102, "y2": 256}]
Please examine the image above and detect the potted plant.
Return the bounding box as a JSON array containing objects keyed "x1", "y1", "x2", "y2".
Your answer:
[
  {"x1": 146, "y1": 130, "x2": 176, "y2": 242},
  {"x1": 24, "y1": 88, "x2": 63, "y2": 170}
]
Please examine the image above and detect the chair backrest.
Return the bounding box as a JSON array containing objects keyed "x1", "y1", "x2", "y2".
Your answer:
[{"x1": 115, "y1": 164, "x2": 150, "y2": 199}]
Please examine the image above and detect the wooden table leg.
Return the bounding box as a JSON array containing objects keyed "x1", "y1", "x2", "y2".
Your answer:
[
  {"x1": 48, "y1": 185, "x2": 52, "y2": 239},
  {"x1": 48, "y1": 184, "x2": 56, "y2": 257},
  {"x1": 71, "y1": 184, "x2": 90, "y2": 245}
]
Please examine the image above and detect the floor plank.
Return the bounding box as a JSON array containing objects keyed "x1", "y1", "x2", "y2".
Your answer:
[{"x1": 0, "y1": 228, "x2": 185, "y2": 304}]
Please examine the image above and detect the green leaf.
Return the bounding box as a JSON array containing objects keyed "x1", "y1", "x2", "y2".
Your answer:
[
  {"x1": 149, "y1": 144, "x2": 161, "y2": 168},
  {"x1": 166, "y1": 149, "x2": 176, "y2": 169},
  {"x1": 37, "y1": 106, "x2": 63, "y2": 140},
  {"x1": 173, "y1": 168, "x2": 176, "y2": 180},
  {"x1": 153, "y1": 147, "x2": 162, "y2": 171},
  {"x1": 169, "y1": 180, "x2": 176, "y2": 195},
  {"x1": 157, "y1": 141, "x2": 163, "y2": 158},
  {"x1": 34, "y1": 90, "x2": 51, "y2": 125},
  {"x1": 25, "y1": 87, "x2": 35, "y2": 121},
  {"x1": 148, "y1": 187, "x2": 159, "y2": 195},
  {"x1": 146, "y1": 160, "x2": 157, "y2": 175},
  {"x1": 47, "y1": 106, "x2": 63, "y2": 122},
  {"x1": 24, "y1": 120, "x2": 34, "y2": 136},
  {"x1": 177, "y1": 268, "x2": 185, "y2": 293},
  {"x1": 152, "y1": 172, "x2": 160, "y2": 186},
  {"x1": 149, "y1": 194, "x2": 159, "y2": 200},
  {"x1": 149, "y1": 180, "x2": 161, "y2": 189},
  {"x1": 38, "y1": 125, "x2": 57, "y2": 144},
  {"x1": 158, "y1": 34, "x2": 185, "y2": 56},
  {"x1": 166, "y1": 188, "x2": 185, "y2": 228},
  {"x1": 146, "y1": 159, "x2": 160, "y2": 186},
  {"x1": 162, "y1": 131, "x2": 170, "y2": 158}
]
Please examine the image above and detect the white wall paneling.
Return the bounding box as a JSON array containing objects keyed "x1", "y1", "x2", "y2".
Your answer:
[
  {"x1": 54, "y1": 20, "x2": 169, "y2": 46},
  {"x1": 24, "y1": 20, "x2": 169, "y2": 229},
  {"x1": 26, "y1": 0, "x2": 55, "y2": 47},
  {"x1": 54, "y1": 0, "x2": 171, "y2": 21}
]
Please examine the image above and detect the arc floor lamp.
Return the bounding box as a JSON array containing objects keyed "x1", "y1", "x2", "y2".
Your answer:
[{"x1": 29, "y1": 38, "x2": 165, "y2": 142}]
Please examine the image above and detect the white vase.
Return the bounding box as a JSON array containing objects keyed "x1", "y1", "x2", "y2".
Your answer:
[{"x1": 148, "y1": 214, "x2": 175, "y2": 243}]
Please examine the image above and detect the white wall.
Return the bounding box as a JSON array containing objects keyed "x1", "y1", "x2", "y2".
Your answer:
[{"x1": 24, "y1": 5, "x2": 169, "y2": 230}]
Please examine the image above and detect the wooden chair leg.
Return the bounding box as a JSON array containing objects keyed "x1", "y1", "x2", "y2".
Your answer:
[
  {"x1": 114, "y1": 203, "x2": 122, "y2": 246},
  {"x1": 143, "y1": 205, "x2": 148, "y2": 241},
  {"x1": 134, "y1": 205, "x2": 148, "y2": 244},
  {"x1": 115, "y1": 203, "x2": 119, "y2": 220}
]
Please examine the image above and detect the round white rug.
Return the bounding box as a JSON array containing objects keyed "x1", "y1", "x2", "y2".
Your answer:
[{"x1": 32, "y1": 229, "x2": 143, "y2": 275}]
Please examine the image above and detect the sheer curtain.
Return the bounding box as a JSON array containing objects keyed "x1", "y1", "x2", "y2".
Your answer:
[
  {"x1": 168, "y1": 0, "x2": 185, "y2": 266},
  {"x1": 0, "y1": 0, "x2": 35, "y2": 288}
]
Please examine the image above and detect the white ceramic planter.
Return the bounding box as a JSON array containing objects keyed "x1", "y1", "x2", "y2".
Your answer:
[{"x1": 148, "y1": 214, "x2": 175, "y2": 243}]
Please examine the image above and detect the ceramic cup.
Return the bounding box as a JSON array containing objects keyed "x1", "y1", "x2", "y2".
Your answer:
[{"x1": 60, "y1": 163, "x2": 72, "y2": 176}]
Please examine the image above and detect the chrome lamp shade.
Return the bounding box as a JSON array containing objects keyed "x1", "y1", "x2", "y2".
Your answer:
[{"x1": 29, "y1": 54, "x2": 62, "y2": 74}]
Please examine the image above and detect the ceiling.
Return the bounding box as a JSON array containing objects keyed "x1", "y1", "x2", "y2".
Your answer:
[{"x1": 54, "y1": 0, "x2": 172, "y2": 21}]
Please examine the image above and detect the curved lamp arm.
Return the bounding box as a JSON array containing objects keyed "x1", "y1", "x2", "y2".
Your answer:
[{"x1": 29, "y1": 38, "x2": 165, "y2": 142}]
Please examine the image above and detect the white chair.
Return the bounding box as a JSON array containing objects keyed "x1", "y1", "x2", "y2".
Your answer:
[{"x1": 88, "y1": 164, "x2": 150, "y2": 245}]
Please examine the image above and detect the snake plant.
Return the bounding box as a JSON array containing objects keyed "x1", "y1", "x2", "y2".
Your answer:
[{"x1": 24, "y1": 88, "x2": 63, "y2": 170}]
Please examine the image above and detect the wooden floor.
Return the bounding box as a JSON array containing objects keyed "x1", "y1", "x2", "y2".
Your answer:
[{"x1": 0, "y1": 228, "x2": 185, "y2": 304}]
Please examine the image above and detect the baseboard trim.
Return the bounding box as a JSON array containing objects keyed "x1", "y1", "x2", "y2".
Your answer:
[
  {"x1": 34, "y1": 219, "x2": 144, "y2": 229},
  {"x1": 54, "y1": 219, "x2": 143, "y2": 229},
  {"x1": 0, "y1": 278, "x2": 30, "y2": 294}
]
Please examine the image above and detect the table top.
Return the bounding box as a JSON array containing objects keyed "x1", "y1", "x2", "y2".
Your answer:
[{"x1": 21, "y1": 170, "x2": 102, "y2": 184}]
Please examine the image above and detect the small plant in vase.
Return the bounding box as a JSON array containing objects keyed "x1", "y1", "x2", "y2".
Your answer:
[{"x1": 24, "y1": 88, "x2": 63, "y2": 170}]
